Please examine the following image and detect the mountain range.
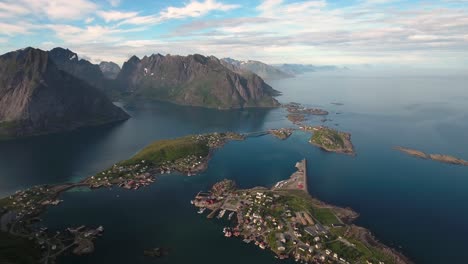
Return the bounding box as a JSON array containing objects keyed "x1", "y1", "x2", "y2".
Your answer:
[
  {"x1": 221, "y1": 58, "x2": 293, "y2": 80},
  {"x1": 0, "y1": 47, "x2": 129, "y2": 139},
  {"x1": 273, "y1": 64, "x2": 342, "y2": 75},
  {"x1": 116, "y1": 54, "x2": 280, "y2": 109},
  {"x1": 0, "y1": 47, "x2": 284, "y2": 139}
]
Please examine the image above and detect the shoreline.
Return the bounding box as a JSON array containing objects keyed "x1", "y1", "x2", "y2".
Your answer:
[{"x1": 192, "y1": 159, "x2": 412, "y2": 264}]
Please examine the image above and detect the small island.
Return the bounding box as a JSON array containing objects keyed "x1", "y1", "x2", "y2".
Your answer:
[
  {"x1": 284, "y1": 102, "x2": 329, "y2": 126},
  {"x1": 269, "y1": 128, "x2": 295, "y2": 140},
  {"x1": 191, "y1": 160, "x2": 412, "y2": 264},
  {"x1": 287, "y1": 113, "x2": 307, "y2": 125},
  {"x1": 394, "y1": 146, "x2": 468, "y2": 166},
  {"x1": 284, "y1": 102, "x2": 329, "y2": 116},
  {"x1": 304, "y1": 126, "x2": 355, "y2": 155}
]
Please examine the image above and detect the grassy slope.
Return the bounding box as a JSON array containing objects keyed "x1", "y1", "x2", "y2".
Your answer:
[
  {"x1": 277, "y1": 190, "x2": 398, "y2": 263},
  {"x1": 121, "y1": 136, "x2": 209, "y2": 166},
  {"x1": 310, "y1": 128, "x2": 345, "y2": 150}
]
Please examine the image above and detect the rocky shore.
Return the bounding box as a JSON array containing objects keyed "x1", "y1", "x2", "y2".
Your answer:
[{"x1": 394, "y1": 146, "x2": 468, "y2": 166}]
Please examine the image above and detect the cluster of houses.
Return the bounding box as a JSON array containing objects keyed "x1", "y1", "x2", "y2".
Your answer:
[
  {"x1": 230, "y1": 191, "x2": 356, "y2": 264},
  {"x1": 160, "y1": 154, "x2": 205, "y2": 175},
  {"x1": 87, "y1": 160, "x2": 156, "y2": 189},
  {"x1": 192, "y1": 132, "x2": 244, "y2": 149},
  {"x1": 3, "y1": 186, "x2": 56, "y2": 219}
]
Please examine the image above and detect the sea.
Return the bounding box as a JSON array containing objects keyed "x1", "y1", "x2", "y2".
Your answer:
[{"x1": 0, "y1": 70, "x2": 467, "y2": 264}]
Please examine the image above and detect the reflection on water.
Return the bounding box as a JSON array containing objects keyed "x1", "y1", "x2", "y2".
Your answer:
[{"x1": 0, "y1": 101, "x2": 277, "y2": 196}]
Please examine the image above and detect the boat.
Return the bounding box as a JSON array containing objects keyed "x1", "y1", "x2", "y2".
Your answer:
[
  {"x1": 217, "y1": 209, "x2": 226, "y2": 219},
  {"x1": 190, "y1": 200, "x2": 194, "y2": 205},
  {"x1": 198, "y1": 207, "x2": 206, "y2": 214},
  {"x1": 228, "y1": 212, "x2": 235, "y2": 220}
]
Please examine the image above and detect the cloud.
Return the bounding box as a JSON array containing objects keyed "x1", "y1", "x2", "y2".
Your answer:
[
  {"x1": 0, "y1": 0, "x2": 97, "y2": 20},
  {"x1": 118, "y1": 0, "x2": 240, "y2": 25},
  {"x1": 0, "y1": 2, "x2": 30, "y2": 17},
  {"x1": 0, "y1": 22, "x2": 37, "y2": 35},
  {"x1": 1, "y1": 0, "x2": 467, "y2": 68},
  {"x1": 85, "y1": 17, "x2": 95, "y2": 24},
  {"x1": 160, "y1": 0, "x2": 239, "y2": 20},
  {"x1": 98, "y1": 10, "x2": 139, "y2": 23},
  {"x1": 107, "y1": 0, "x2": 121, "y2": 7}
]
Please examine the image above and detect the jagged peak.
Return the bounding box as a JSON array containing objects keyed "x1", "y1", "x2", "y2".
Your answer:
[
  {"x1": 49, "y1": 47, "x2": 79, "y2": 62},
  {"x1": 127, "y1": 55, "x2": 141, "y2": 63}
]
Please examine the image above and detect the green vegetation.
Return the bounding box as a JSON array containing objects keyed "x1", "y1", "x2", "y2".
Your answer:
[
  {"x1": 123, "y1": 136, "x2": 209, "y2": 166},
  {"x1": 0, "y1": 232, "x2": 41, "y2": 264},
  {"x1": 307, "y1": 126, "x2": 355, "y2": 154},
  {"x1": 326, "y1": 240, "x2": 363, "y2": 260},
  {"x1": 310, "y1": 127, "x2": 345, "y2": 149},
  {"x1": 311, "y1": 208, "x2": 340, "y2": 225}
]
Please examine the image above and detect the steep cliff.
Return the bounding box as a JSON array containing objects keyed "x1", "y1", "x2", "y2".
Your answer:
[{"x1": 0, "y1": 48, "x2": 129, "y2": 139}]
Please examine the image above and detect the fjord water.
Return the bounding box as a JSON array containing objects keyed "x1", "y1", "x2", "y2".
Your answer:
[{"x1": 1, "y1": 71, "x2": 468, "y2": 263}]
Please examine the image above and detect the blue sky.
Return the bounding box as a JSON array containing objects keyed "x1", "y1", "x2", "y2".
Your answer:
[{"x1": 1, "y1": 0, "x2": 468, "y2": 68}]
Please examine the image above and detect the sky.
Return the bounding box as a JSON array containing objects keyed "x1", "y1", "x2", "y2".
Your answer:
[{"x1": 0, "y1": 0, "x2": 468, "y2": 68}]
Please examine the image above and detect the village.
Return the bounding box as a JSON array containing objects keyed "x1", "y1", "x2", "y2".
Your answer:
[
  {"x1": 192, "y1": 160, "x2": 387, "y2": 264},
  {"x1": 86, "y1": 132, "x2": 246, "y2": 190}
]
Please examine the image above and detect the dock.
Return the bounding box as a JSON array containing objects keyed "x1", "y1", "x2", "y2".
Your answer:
[{"x1": 207, "y1": 208, "x2": 219, "y2": 219}]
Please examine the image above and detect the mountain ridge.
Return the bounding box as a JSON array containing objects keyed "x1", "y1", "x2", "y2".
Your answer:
[
  {"x1": 0, "y1": 47, "x2": 129, "y2": 139},
  {"x1": 116, "y1": 53, "x2": 280, "y2": 109}
]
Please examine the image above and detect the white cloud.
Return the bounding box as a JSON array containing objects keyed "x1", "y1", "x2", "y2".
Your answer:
[
  {"x1": 160, "y1": 0, "x2": 239, "y2": 20},
  {"x1": 118, "y1": 0, "x2": 240, "y2": 25},
  {"x1": 1, "y1": 0, "x2": 467, "y2": 68},
  {"x1": 24, "y1": 0, "x2": 97, "y2": 20},
  {"x1": 107, "y1": 0, "x2": 121, "y2": 7},
  {"x1": 85, "y1": 17, "x2": 95, "y2": 24},
  {"x1": 98, "y1": 10, "x2": 139, "y2": 23},
  {"x1": 0, "y1": 22, "x2": 37, "y2": 35},
  {"x1": 0, "y1": 0, "x2": 97, "y2": 21},
  {"x1": 0, "y1": 2, "x2": 30, "y2": 17}
]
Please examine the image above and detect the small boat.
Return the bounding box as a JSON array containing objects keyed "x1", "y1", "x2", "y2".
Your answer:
[
  {"x1": 217, "y1": 209, "x2": 226, "y2": 219},
  {"x1": 190, "y1": 200, "x2": 194, "y2": 205},
  {"x1": 197, "y1": 208, "x2": 206, "y2": 214},
  {"x1": 228, "y1": 212, "x2": 235, "y2": 220}
]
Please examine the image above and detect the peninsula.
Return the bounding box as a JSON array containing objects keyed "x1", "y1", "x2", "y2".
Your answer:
[
  {"x1": 394, "y1": 146, "x2": 468, "y2": 166},
  {"x1": 0, "y1": 132, "x2": 245, "y2": 263},
  {"x1": 192, "y1": 159, "x2": 412, "y2": 264}
]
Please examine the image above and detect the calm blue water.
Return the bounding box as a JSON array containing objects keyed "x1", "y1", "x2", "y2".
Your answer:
[{"x1": 1, "y1": 71, "x2": 468, "y2": 263}]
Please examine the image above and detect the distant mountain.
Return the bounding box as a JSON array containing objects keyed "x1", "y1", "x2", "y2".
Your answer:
[
  {"x1": 116, "y1": 54, "x2": 280, "y2": 109},
  {"x1": 274, "y1": 64, "x2": 340, "y2": 75},
  {"x1": 49, "y1": 48, "x2": 106, "y2": 89},
  {"x1": 0, "y1": 48, "x2": 129, "y2": 139},
  {"x1": 99, "y1": 61, "x2": 121, "y2": 79},
  {"x1": 221, "y1": 58, "x2": 293, "y2": 80}
]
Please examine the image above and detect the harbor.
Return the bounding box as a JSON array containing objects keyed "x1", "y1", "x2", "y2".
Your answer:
[{"x1": 191, "y1": 159, "x2": 410, "y2": 264}]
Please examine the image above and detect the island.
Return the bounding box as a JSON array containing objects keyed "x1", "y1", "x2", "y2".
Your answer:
[
  {"x1": 191, "y1": 159, "x2": 412, "y2": 264},
  {"x1": 303, "y1": 126, "x2": 355, "y2": 155},
  {"x1": 269, "y1": 128, "x2": 295, "y2": 140},
  {"x1": 284, "y1": 102, "x2": 329, "y2": 116},
  {"x1": 394, "y1": 146, "x2": 468, "y2": 166},
  {"x1": 283, "y1": 102, "x2": 329, "y2": 126},
  {"x1": 287, "y1": 113, "x2": 307, "y2": 125}
]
